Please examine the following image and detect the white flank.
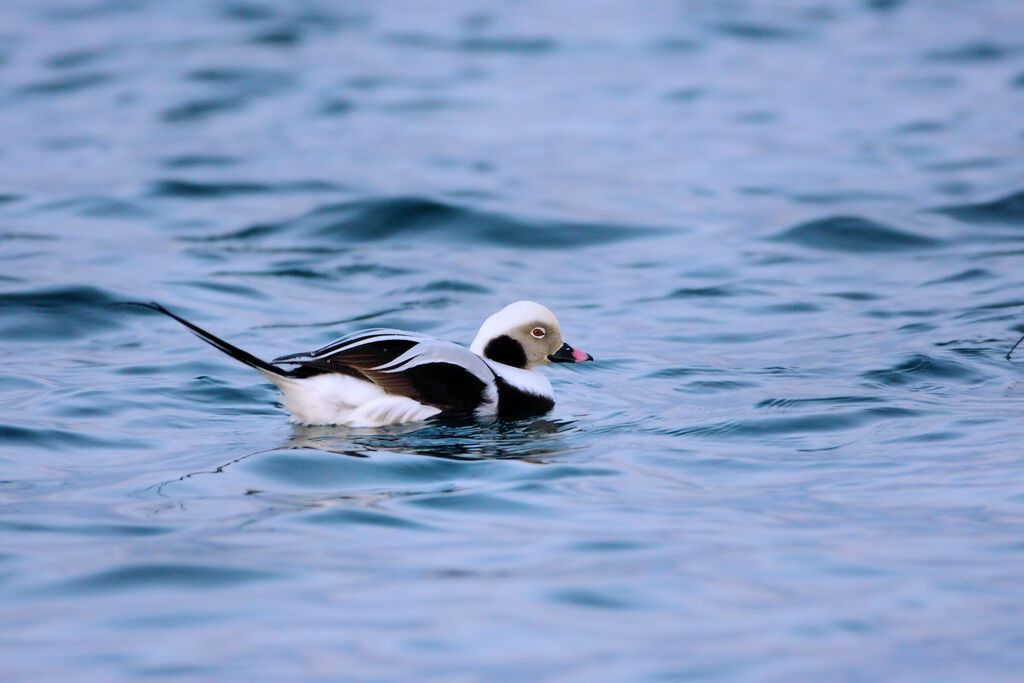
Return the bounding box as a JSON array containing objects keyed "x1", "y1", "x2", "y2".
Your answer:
[{"x1": 260, "y1": 370, "x2": 436, "y2": 426}]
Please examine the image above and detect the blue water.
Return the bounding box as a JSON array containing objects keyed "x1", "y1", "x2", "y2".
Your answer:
[{"x1": 2, "y1": 1, "x2": 1024, "y2": 679}]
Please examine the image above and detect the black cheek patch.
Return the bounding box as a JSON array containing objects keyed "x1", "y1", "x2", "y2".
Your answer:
[{"x1": 483, "y1": 335, "x2": 527, "y2": 368}]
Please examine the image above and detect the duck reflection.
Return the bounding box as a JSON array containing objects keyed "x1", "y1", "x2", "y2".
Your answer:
[
  {"x1": 285, "y1": 416, "x2": 578, "y2": 463},
  {"x1": 150, "y1": 416, "x2": 579, "y2": 496}
]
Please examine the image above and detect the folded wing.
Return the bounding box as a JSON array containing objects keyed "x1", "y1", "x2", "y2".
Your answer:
[{"x1": 274, "y1": 330, "x2": 496, "y2": 416}]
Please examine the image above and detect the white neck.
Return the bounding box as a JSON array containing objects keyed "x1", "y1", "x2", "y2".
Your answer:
[{"x1": 485, "y1": 360, "x2": 553, "y2": 399}]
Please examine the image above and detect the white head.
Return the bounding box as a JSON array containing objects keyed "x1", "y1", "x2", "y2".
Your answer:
[{"x1": 470, "y1": 301, "x2": 592, "y2": 370}]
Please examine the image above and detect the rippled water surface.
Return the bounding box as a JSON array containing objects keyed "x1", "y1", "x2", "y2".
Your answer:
[{"x1": 3, "y1": 1, "x2": 1024, "y2": 679}]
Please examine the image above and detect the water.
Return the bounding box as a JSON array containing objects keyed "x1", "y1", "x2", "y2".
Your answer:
[{"x1": 2, "y1": 1, "x2": 1024, "y2": 679}]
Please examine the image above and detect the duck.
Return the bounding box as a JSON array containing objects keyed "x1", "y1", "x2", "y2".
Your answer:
[{"x1": 134, "y1": 300, "x2": 593, "y2": 426}]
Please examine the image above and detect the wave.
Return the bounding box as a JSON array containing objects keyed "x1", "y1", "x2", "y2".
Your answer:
[
  {"x1": 188, "y1": 196, "x2": 659, "y2": 248},
  {"x1": 935, "y1": 189, "x2": 1024, "y2": 225},
  {"x1": 771, "y1": 215, "x2": 941, "y2": 252},
  {"x1": 860, "y1": 353, "x2": 988, "y2": 387},
  {"x1": 0, "y1": 285, "x2": 122, "y2": 341}
]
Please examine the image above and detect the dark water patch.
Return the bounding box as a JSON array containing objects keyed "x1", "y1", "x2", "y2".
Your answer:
[
  {"x1": 161, "y1": 154, "x2": 240, "y2": 168},
  {"x1": 216, "y1": 262, "x2": 413, "y2": 280},
  {"x1": 680, "y1": 380, "x2": 756, "y2": 393},
  {"x1": 0, "y1": 231, "x2": 56, "y2": 242},
  {"x1": 313, "y1": 419, "x2": 581, "y2": 463},
  {"x1": 567, "y1": 539, "x2": 649, "y2": 553},
  {"x1": 0, "y1": 194, "x2": 21, "y2": 205},
  {"x1": 41, "y1": 196, "x2": 147, "y2": 218},
  {"x1": 218, "y1": 267, "x2": 333, "y2": 280},
  {"x1": 0, "y1": 519, "x2": 173, "y2": 537},
  {"x1": 384, "y1": 33, "x2": 557, "y2": 54},
  {"x1": 222, "y1": 2, "x2": 277, "y2": 22},
  {"x1": 935, "y1": 190, "x2": 1024, "y2": 225},
  {"x1": 320, "y1": 97, "x2": 355, "y2": 116},
  {"x1": 149, "y1": 179, "x2": 340, "y2": 199},
  {"x1": 0, "y1": 375, "x2": 50, "y2": 393},
  {"x1": 671, "y1": 406, "x2": 920, "y2": 439},
  {"x1": 185, "y1": 67, "x2": 294, "y2": 94},
  {"x1": 167, "y1": 279, "x2": 268, "y2": 300},
  {"x1": 300, "y1": 507, "x2": 436, "y2": 531},
  {"x1": 887, "y1": 430, "x2": 962, "y2": 443},
  {"x1": 650, "y1": 38, "x2": 702, "y2": 53},
  {"x1": 934, "y1": 337, "x2": 1007, "y2": 352},
  {"x1": 54, "y1": 389, "x2": 128, "y2": 418},
  {"x1": 667, "y1": 285, "x2": 743, "y2": 298},
  {"x1": 43, "y1": 1, "x2": 144, "y2": 22},
  {"x1": 757, "y1": 396, "x2": 885, "y2": 409},
  {"x1": 897, "y1": 322, "x2": 937, "y2": 334},
  {"x1": 974, "y1": 298, "x2": 1024, "y2": 312},
  {"x1": 925, "y1": 42, "x2": 1012, "y2": 63},
  {"x1": 894, "y1": 120, "x2": 946, "y2": 135},
  {"x1": 667, "y1": 282, "x2": 765, "y2": 299},
  {"x1": 546, "y1": 587, "x2": 637, "y2": 610},
  {"x1": 644, "y1": 367, "x2": 703, "y2": 379},
  {"x1": 43, "y1": 564, "x2": 278, "y2": 595},
  {"x1": 772, "y1": 216, "x2": 940, "y2": 252},
  {"x1": 407, "y1": 490, "x2": 545, "y2": 516},
  {"x1": 161, "y1": 97, "x2": 245, "y2": 122},
  {"x1": 0, "y1": 424, "x2": 146, "y2": 451},
  {"x1": 734, "y1": 109, "x2": 776, "y2": 124},
  {"x1": 702, "y1": 331, "x2": 790, "y2": 344},
  {"x1": 41, "y1": 135, "x2": 103, "y2": 151},
  {"x1": 0, "y1": 286, "x2": 121, "y2": 340},
  {"x1": 827, "y1": 291, "x2": 881, "y2": 301},
  {"x1": 196, "y1": 197, "x2": 658, "y2": 248},
  {"x1": 16, "y1": 72, "x2": 113, "y2": 95},
  {"x1": 710, "y1": 22, "x2": 802, "y2": 41},
  {"x1": 866, "y1": 308, "x2": 938, "y2": 319},
  {"x1": 345, "y1": 75, "x2": 388, "y2": 91},
  {"x1": 333, "y1": 263, "x2": 415, "y2": 277},
  {"x1": 459, "y1": 37, "x2": 558, "y2": 53},
  {"x1": 45, "y1": 47, "x2": 113, "y2": 69},
  {"x1": 753, "y1": 301, "x2": 822, "y2": 314},
  {"x1": 179, "y1": 376, "x2": 269, "y2": 408},
  {"x1": 894, "y1": 74, "x2": 959, "y2": 91},
  {"x1": 924, "y1": 158, "x2": 1001, "y2": 173},
  {"x1": 182, "y1": 223, "x2": 280, "y2": 242},
  {"x1": 790, "y1": 190, "x2": 900, "y2": 204},
  {"x1": 1013, "y1": 72, "x2": 1024, "y2": 88},
  {"x1": 382, "y1": 97, "x2": 466, "y2": 113},
  {"x1": 922, "y1": 268, "x2": 993, "y2": 285},
  {"x1": 865, "y1": 0, "x2": 904, "y2": 10},
  {"x1": 861, "y1": 353, "x2": 987, "y2": 387},
  {"x1": 403, "y1": 280, "x2": 491, "y2": 294},
  {"x1": 663, "y1": 87, "x2": 705, "y2": 103},
  {"x1": 249, "y1": 24, "x2": 303, "y2": 47}
]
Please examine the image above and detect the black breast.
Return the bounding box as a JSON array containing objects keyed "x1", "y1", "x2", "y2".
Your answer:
[
  {"x1": 483, "y1": 335, "x2": 527, "y2": 369},
  {"x1": 396, "y1": 363, "x2": 489, "y2": 416},
  {"x1": 494, "y1": 376, "x2": 555, "y2": 417}
]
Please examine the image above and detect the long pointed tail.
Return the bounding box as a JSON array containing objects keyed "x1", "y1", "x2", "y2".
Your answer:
[{"x1": 127, "y1": 302, "x2": 286, "y2": 377}]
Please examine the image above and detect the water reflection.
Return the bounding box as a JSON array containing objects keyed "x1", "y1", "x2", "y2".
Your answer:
[
  {"x1": 148, "y1": 417, "x2": 578, "y2": 497},
  {"x1": 287, "y1": 416, "x2": 578, "y2": 462}
]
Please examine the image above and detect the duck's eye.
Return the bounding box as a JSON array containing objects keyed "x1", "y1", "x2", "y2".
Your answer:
[{"x1": 531, "y1": 327, "x2": 546, "y2": 339}]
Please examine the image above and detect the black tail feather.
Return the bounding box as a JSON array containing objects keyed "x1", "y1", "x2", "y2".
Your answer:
[{"x1": 125, "y1": 302, "x2": 284, "y2": 376}]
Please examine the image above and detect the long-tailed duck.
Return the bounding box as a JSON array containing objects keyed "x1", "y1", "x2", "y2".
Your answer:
[{"x1": 135, "y1": 301, "x2": 592, "y2": 426}]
